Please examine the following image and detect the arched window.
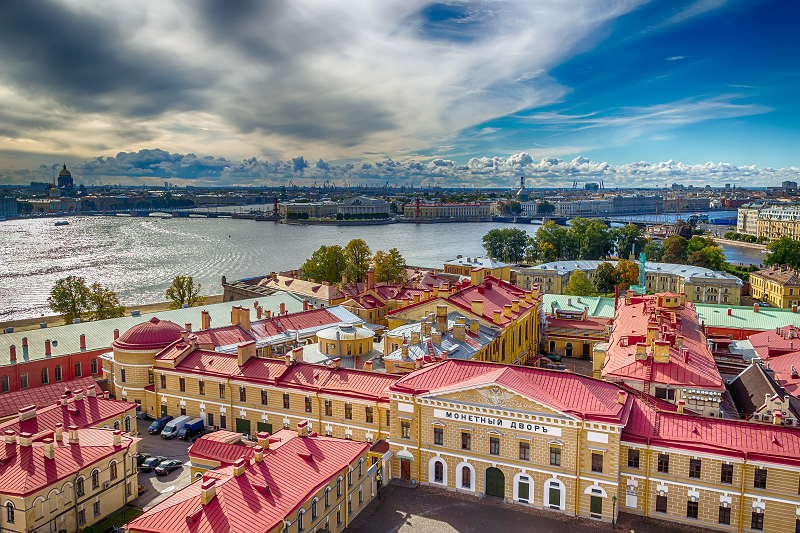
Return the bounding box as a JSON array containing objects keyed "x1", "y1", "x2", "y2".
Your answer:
[
  {"x1": 74, "y1": 362, "x2": 82, "y2": 378},
  {"x1": 113, "y1": 421, "x2": 120, "y2": 430},
  {"x1": 549, "y1": 341, "x2": 555, "y2": 353},
  {"x1": 91, "y1": 470, "x2": 100, "y2": 489},
  {"x1": 55, "y1": 365, "x2": 62, "y2": 382},
  {"x1": 76, "y1": 478, "x2": 85, "y2": 497},
  {"x1": 41, "y1": 368, "x2": 49, "y2": 385},
  {"x1": 20, "y1": 372, "x2": 28, "y2": 389},
  {"x1": 336, "y1": 478, "x2": 341, "y2": 498},
  {"x1": 324, "y1": 487, "x2": 330, "y2": 508},
  {"x1": 312, "y1": 498, "x2": 318, "y2": 520},
  {"x1": 1, "y1": 375, "x2": 8, "y2": 393},
  {"x1": 124, "y1": 417, "x2": 131, "y2": 432},
  {"x1": 434, "y1": 461, "x2": 444, "y2": 483},
  {"x1": 5, "y1": 502, "x2": 13, "y2": 523},
  {"x1": 462, "y1": 466, "x2": 471, "y2": 488},
  {"x1": 121, "y1": 368, "x2": 126, "y2": 383},
  {"x1": 297, "y1": 509, "x2": 304, "y2": 531},
  {"x1": 110, "y1": 462, "x2": 118, "y2": 480},
  {"x1": 91, "y1": 359, "x2": 98, "y2": 375}
]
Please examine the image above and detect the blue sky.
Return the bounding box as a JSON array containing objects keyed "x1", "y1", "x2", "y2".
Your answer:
[{"x1": 0, "y1": 0, "x2": 797, "y2": 187}]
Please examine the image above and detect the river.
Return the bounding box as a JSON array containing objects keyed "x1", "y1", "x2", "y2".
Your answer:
[{"x1": 0, "y1": 216, "x2": 766, "y2": 322}]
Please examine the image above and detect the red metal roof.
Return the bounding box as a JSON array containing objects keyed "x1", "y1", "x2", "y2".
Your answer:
[
  {"x1": 0, "y1": 428, "x2": 138, "y2": 497},
  {"x1": 126, "y1": 433, "x2": 368, "y2": 533},
  {"x1": 748, "y1": 325, "x2": 800, "y2": 360},
  {"x1": 112, "y1": 317, "x2": 184, "y2": 351},
  {"x1": 189, "y1": 438, "x2": 255, "y2": 467},
  {"x1": 546, "y1": 317, "x2": 609, "y2": 331},
  {"x1": 194, "y1": 326, "x2": 255, "y2": 347},
  {"x1": 0, "y1": 376, "x2": 100, "y2": 419},
  {"x1": 249, "y1": 309, "x2": 341, "y2": 338}
]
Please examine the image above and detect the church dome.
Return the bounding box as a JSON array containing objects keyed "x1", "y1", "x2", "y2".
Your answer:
[
  {"x1": 59, "y1": 164, "x2": 71, "y2": 177},
  {"x1": 112, "y1": 317, "x2": 183, "y2": 352}
]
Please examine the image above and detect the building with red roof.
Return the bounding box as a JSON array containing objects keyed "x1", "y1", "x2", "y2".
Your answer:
[
  {"x1": 126, "y1": 424, "x2": 382, "y2": 533},
  {"x1": 0, "y1": 375, "x2": 100, "y2": 421}
]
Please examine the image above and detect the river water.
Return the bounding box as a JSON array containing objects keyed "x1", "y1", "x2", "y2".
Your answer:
[{"x1": 0, "y1": 216, "x2": 766, "y2": 322}]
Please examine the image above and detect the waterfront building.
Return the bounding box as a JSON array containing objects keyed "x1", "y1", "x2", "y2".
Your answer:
[
  {"x1": 402, "y1": 202, "x2": 490, "y2": 219},
  {"x1": 757, "y1": 206, "x2": 800, "y2": 240},
  {"x1": 522, "y1": 260, "x2": 742, "y2": 304},
  {"x1": 0, "y1": 427, "x2": 139, "y2": 533},
  {"x1": 609, "y1": 194, "x2": 662, "y2": 214},
  {"x1": 126, "y1": 426, "x2": 381, "y2": 533},
  {"x1": 443, "y1": 256, "x2": 512, "y2": 281},
  {"x1": 24, "y1": 185, "x2": 81, "y2": 213},
  {"x1": 662, "y1": 197, "x2": 711, "y2": 212},
  {"x1": 278, "y1": 196, "x2": 390, "y2": 218},
  {"x1": 0, "y1": 196, "x2": 17, "y2": 217},
  {"x1": 749, "y1": 265, "x2": 800, "y2": 308}
]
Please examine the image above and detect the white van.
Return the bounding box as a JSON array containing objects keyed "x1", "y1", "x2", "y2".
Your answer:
[{"x1": 160, "y1": 415, "x2": 190, "y2": 439}]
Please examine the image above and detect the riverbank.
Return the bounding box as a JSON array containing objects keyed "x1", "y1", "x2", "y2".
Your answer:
[
  {"x1": 712, "y1": 237, "x2": 767, "y2": 250},
  {"x1": 0, "y1": 295, "x2": 224, "y2": 332}
]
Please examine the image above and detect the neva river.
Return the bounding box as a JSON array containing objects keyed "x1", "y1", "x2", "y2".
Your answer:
[{"x1": 0, "y1": 216, "x2": 766, "y2": 322}]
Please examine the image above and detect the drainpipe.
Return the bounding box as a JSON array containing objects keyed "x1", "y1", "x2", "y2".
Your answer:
[
  {"x1": 317, "y1": 393, "x2": 323, "y2": 434},
  {"x1": 415, "y1": 398, "x2": 422, "y2": 484},
  {"x1": 227, "y1": 379, "x2": 234, "y2": 431},
  {"x1": 738, "y1": 454, "x2": 747, "y2": 533},
  {"x1": 376, "y1": 401, "x2": 381, "y2": 441},
  {"x1": 574, "y1": 416, "x2": 583, "y2": 516},
  {"x1": 644, "y1": 439, "x2": 651, "y2": 517}
]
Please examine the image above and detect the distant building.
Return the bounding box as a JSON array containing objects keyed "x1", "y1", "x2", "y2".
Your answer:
[
  {"x1": 0, "y1": 197, "x2": 17, "y2": 217},
  {"x1": 403, "y1": 202, "x2": 490, "y2": 219},
  {"x1": 57, "y1": 164, "x2": 74, "y2": 189},
  {"x1": 749, "y1": 265, "x2": 800, "y2": 308},
  {"x1": 23, "y1": 186, "x2": 81, "y2": 213},
  {"x1": 443, "y1": 256, "x2": 512, "y2": 281},
  {"x1": 584, "y1": 182, "x2": 599, "y2": 191},
  {"x1": 515, "y1": 176, "x2": 529, "y2": 201},
  {"x1": 783, "y1": 180, "x2": 797, "y2": 190}
]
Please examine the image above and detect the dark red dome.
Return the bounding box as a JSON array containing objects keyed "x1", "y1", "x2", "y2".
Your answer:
[{"x1": 112, "y1": 317, "x2": 183, "y2": 351}]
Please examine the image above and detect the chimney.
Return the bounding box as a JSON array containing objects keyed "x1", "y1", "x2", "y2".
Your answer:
[
  {"x1": 453, "y1": 323, "x2": 466, "y2": 342},
  {"x1": 68, "y1": 425, "x2": 79, "y2": 444},
  {"x1": 401, "y1": 343, "x2": 409, "y2": 359},
  {"x1": 415, "y1": 356, "x2": 424, "y2": 369},
  {"x1": 55, "y1": 424, "x2": 63, "y2": 441},
  {"x1": 413, "y1": 294, "x2": 420, "y2": 303},
  {"x1": 201, "y1": 310, "x2": 211, "y2": 330},
  {"x1": 471, "y1": 300, "x2": 484, "y2": 316},
  {"x1": 511, "y1": 300, "x2": 520, "y2": 313},
  {"x1": 503, "y1": 304, "x2": 512, "y2": 318},
  {"x1": 285, "y1": 353, "x2": 292, "y2": 366},
  {"x1": 467, "y1": 320, "x2": 478, "y2": 334},
  {"x1": 653, "y1": 340, "x2": 670, "y2": 363},
  {"x1": 18, "y1": 405, "x2": 36, "y2": 421},
  {"x1": 18, "y1": 432, "x2": 32, "y2": 447},
  {"x1": 75, "y1": 389, "x2": 84, "y2": 401},
  {"x1": 201, "y1": 479, "x2": 217, "y2": 505},
  {"x1": 257, "y1": 432, "x2": 270, "y2": 450},
  {"x1": 675, "y1": 335, "x2": 684, "y2": 349},
  {"x1": 22, "y1": 337, "x2": 27, "y2": 349},
  {"x1": 9, "y1": 345, "x2": 16, "y2": 363},
  {"x1": 103, "y1": 391, "x2": 110, "y2": 399},
  {"x1": 421, "y1": 319, "x2": 431, "y2": 337},
  {"x1": 87, "y1": 387, "x2": 96, "y2": 398},
  {"x1": 432, "y1": 331, "x2": 442, "y2": 346},
  {"x1": 60, "y1": 394, "x2": 68, "y2": 406},
  {"x1": 682, "y1": 347, "x2": 690, "y2": 363},
  {"x1": 727, "y1": 308, "x2": 732, "y2": 316},
  {"x1": 45, "y1": 339, "x2": 52, "y2": 356},
  {"x1": 292, "y1": 346, "x2": 304, "y2": 364},
  {"x1": 303, "y1": 300, "x2": 309, "y2": 311},
  {"x1": 113, "y1": 430, "x2": 122, "y2": 446},
  {"x1": 280, "y1": 302, "x2": 286, "y2": 315},
  {"x1": 254, "y1": 445, "x2": 264, "y2": 462},
  {"x1": 181, "y1": 329, "x2": 189, "y2": 341},
  {"x1": 441, "y1": 351, "x2": 448, "y2": 361},
  {"x1": 3, "y1": 430, "x2": 15, "y2": 444},
  {"x1": 410, "y1": 331, "x2": 421, "y2": 345},
  {"x1": 368, "y1": 267, "x2": 375, "y2": 290},
  {"x1": 240, "y1": 307, "x2": 251, "y2": 330},
  {"x1": 114, "y1": 328, "x2": 119, "y2": 340},
  {"x1": 237, "y1": 340, "x2": 256, "y2": 367},
  {"x1": 754, "y1": 304, "x2": 759, "y2": 313},
  {"x1": 365, "y1": 360, "x2": 373, "y2": 371},
  {"x1": 568, "y1": 298, "x2": 572, "y2": 307},
  {"x1": 43, "y1": 438, "x2": 55, "y2": 460},
  {"x1": 677, "y1": 400, "x2": 685, "y2": 414},
  {"x1": 773, "y1": 411, "x2": 783, "y2": 426},
  {"x1": 297, "y1": 420, "x2": 309, "y2": 437},
  {"x1": 79, "y1": 334, "x2": 86, "y2": 350},
  {"x1": 233, "y1": 457, "x2": 247, "y2": 476},
  {"x1": 436, "y1": 305, "x2": 448, "y2": 333},
  {"x1": 493, "y1": 310, "x2": 502, "y2": 325},
  {"x1": 424, "y1": 290, "x2": 431, "y2": 300},
  {"x1": 256, "y1": 306, "x2": 262, "y2": 319},
  {"x1": 265, "y1": 310, "x2": 272, "y2": 319},
  {"x1": 332, "y1": 357, "x2": 341, "y2": 369},
  {"x1": 617, "y1": 390, "x2": 626, "y2": 404},
  {"x1": 433, "y1": 287, "x2": 439, "y2": 297},
  {"x1": 794, "y1": 306, "x2": 799, "y2": 314},
  {"x1": 635, "y1": 343, "x2": 648, "y2": 361},
  {"x1": 231, "y1": 306, "x2": 241, "y2": 325}
]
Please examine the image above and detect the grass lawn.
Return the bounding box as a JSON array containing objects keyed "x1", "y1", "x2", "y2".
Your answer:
[{"x1": 92, "y1": 507, "x2": 144, "y2": 532}]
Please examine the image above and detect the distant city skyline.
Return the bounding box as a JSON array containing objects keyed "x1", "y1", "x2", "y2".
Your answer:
[{"x1": 0, "y1": 0, "x2": 797, "y2": 188}]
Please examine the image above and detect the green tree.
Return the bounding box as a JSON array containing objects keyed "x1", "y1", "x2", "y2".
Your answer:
[
  {"x1": 643, "y1": 240, "x2": 663, "y2": 262},
  {"x1": 535, "y1": 222, "x2": 569, "y2": 260},
  {"x1": 373, "y1": 248, "x2": 406, "y2": 283},
  {"x1": 499, "y1": 200, "x2": 522, "y2": 215},
  {"x1": 343, "y1": 239, "x2": 372, "y2": 283},
  {"x1": 166, "y1": 276, "x2": 206, "y2": 309},
  {"x1": 87, "y1": 283, "x2": 125, "y2": 320},
  {"x1": 687, "y1": 235, "x2": 716, "y2": 254},
  {"x1": 615, "y1": 259, "x2": 640, "y2": 290},
  {"x1": 563, "y1": 271, "x2": 595, "y2": 296},
  {"x1": 569, "y1": 218, "x2": 614, "y2": 260},
  {"x1": 593, "y1": 261, "x2": 617, "y2": 294},
  {"x1": 688, "y1": 245, "x2": 726, "y2": 271},
  {"x1": 48, "y1": 276, "x2": 90, "y2": 324},
  {"x1": 615, "y1": 224, "x2": 648, "y2": 260},
  {"x1": 765, "y1": 236, "x2": 800, "y2": 268},
  {"x1": 301, "y1": 245, "x2": 348, "y2": 284},
  {"x1": 481, "y1": 228, "x2": 529, "y2": 263},
  {"x1": 662, "y1": 236, "x2": 688, "y2": 264},
  {"x1": 537, "y1": 201, "x2": 555, "y2": 215}
]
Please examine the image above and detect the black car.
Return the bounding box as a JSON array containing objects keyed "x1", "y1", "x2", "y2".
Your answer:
[
  {"x1": 135, "y1": 453, "x2": 151, "y2": 466},
  {"x1": 148, "y1": 415, "x2": 173, "y2": 435},
  {"x1": 139, "y1": 456, "x2": 166, "y2": 473},
  {"x1": 154, "y1": 460, "x2": 183, "y2": 476}
]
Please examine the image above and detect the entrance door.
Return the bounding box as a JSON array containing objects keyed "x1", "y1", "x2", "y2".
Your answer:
[
  {"x1": 485, "y1": 467, "x2": 505, "y2": 498},
  {"x1": 583, "y1": 343, "x2": 590, "y2": 359},
  {"x1": 161, "y1": 405, "x2": 167, "y2": 416},
  {"x1": 400, "y1": 460, "x2": 411, "y2": 480},
  {"x1": 257, "y1": 422, "x2": 273, "y2": 434},
  {"x1": 590, "y1": 496, "x2": 603, "y2": 517},
  {"x1": 235, "y1": 418, "x2": 251, "y2": 435},
  {"x1": 565, "y1": 343, "x2": 573, "y2": 357}
]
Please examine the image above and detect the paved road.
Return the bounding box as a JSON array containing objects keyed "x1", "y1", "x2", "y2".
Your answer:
[{"x1": 130, "y1": 418, "x2": 193, "y2": 510}]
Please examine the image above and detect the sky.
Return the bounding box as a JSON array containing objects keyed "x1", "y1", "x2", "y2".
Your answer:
[{"x1": 0, "y1": 0, "x2": 798, "y2": 189}]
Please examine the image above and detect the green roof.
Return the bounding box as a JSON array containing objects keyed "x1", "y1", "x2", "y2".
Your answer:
[
  {"x1": 695, "y1": 303, "x2": 800, "y2": 331},
  {"x1": 542, "y1": 294, "x2": 616, "y2": 318}
]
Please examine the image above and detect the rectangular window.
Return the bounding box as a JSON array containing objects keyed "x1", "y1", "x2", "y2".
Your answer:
[
  {"x1": 591, "y1": 453, "x2": 603, "y2": 473},
  {"x1": 93, "y1": 501, "x2": 101, "y2": 517},
  {"x1": 305, "y1": 397, "x2": 312, "y2": 413},
  {"x1": 199, "y1": 381, "x2": 205, "y2": 395},
  {"x1": 78, "y1": 509, "x2": 85, "y2": 525},
  {"x1": 461, "y1": 432, "x2": 471, "y2": 450},
  {"x1": 433, "y1": 426, "x2": 443, "y2": 446},
  {"x1": 365, "y1": 406, "x2": 373, "y2": 423},
  {"x1": 219, "y1": 383, "x2": 225, "y2": 399},
  {"x1": 401, "y1": 420, "x2": 410, "y2": 439},
  {"x1": 721, "y1": 464, "x2": 733, "y2": 484},
  {"x1": 160, "y1": 375, "x2": 166, "y2": 389},
  {"x1": 656, "y1": 495, "x2": 667, "y2": 513},
  {"x1": 519, "y1": 441, "x2": 530, "y2": 461},
  {"x1": 687, "y1": 500, "x2": 698, "y2": 519},
  {"x1": 627, "y1": 449, "x2": 639, "y2": 469},
  {"x1": 207, "y1": 413, "x2": 214, "y2": 427},
  {"x1": 239, "y1": 387, "x2": 246, "y2": 402},
  {"x1": 179, "y1": 377, "x2": 185, "y2": 392},
  {"x1": 754, "y1": 468, "x2": 767, "y2": 489},
  {"x1": 719, "y1": 507, "x2": 731, "y2": 525},
  {"x1": 751, "y1": 512, "x2": 764, "y2": 531},
  {"x1": 261, "y1": 390, "x2": 268, "y2": 405},
  {"x1": 658, "y1": 453, "x2": 669, "y2": 473},
  {"x1": 345, "y1": 403, "x2": 352, "y2": 420},
  {"x1": 489, "y1": 436, "x2": 500, "y2": 456},
  {"x1": 689, "y1": 459, "x2": 701, "y2": 479},
  {"x1": 325, "y1": 400, "x2": 332, "y2": 416},
  {"x1": 550, "y1": 446, "x2": 561, "y2": 466},
  {"x1": 386, "y1": 410, "x2": 391, "y2": 426},
  {"x1": 220, "y1": 415, "x2": 226, "y2": 429},
  {"x1": 121, "y1": 369, "x2": 126, "y2": 383},
  {"x1": 654, "y1": 387, "x2": 675, "y2": 400}
]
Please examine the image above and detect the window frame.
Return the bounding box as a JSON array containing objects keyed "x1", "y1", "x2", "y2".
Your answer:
[
  {"x1": 489, "y1": 435, "x2": 500, "y2": 456},
  {"x1": 519, "y1": 441, "x2": 530, "y2": 461},
  {"x1": 461, "y1": 432, "x2": 471, "y2": 450},
  {"x1": 433, "y1": 426, "x2": 444, "y2": 446},
  {"x1": 627, "y1": 449, "x2": 639, "y2": 469},
  {"x1": 591, "y1": 452, "x2": 603, "y2": 473},
  {"x1": 657, "y1": 453, "x2": 669, "y2": 473}
]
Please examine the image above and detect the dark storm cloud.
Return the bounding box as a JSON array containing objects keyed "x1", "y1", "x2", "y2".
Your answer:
[{"x1": 0, "y1": 1, "x2": 211, "y2": 117}]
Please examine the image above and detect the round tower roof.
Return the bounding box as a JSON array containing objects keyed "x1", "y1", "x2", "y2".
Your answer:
[
  {"x1": 317, "y1": 325, "x2": 372, "y2": 342},
  {"x1": 59, "y1": 164, "x2": 71, "y2": 177},
  {"x1": 112, "y1": 317, "x2": 183, "y2": 352}
]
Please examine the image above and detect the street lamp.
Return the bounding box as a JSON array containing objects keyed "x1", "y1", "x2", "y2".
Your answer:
[{"x1": 612, "y1": 495, "x2": 617, "y2": 528}]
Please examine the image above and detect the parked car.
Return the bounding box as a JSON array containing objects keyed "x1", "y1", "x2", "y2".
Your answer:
[
  {"x1": 177, "y1": 418, "x2": 204, "y2": 440},
  {"x1": 191, "y1": 427, "x2": 216, "y2": 442},
  {"x1": 135, "y1": 453, "x2": 151, "y2": 466},
  {"x1": 161, "y1": 415, "x2": 191, "y2": 439},
  {"x1": 148, "y1": 415, "x2": 173, "y2": 435},
  {"x1": 759, "y1": 301, "x2": 770, "y2": 307},
  {"x1": 139, "y1": 456, "x2": 166, "y2": 473},
  {"x1": 154, "y1": 460, "x2": 183, "y2": 476}
]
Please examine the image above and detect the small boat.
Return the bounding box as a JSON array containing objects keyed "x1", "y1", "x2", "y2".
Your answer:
[{"x1": 54, "y1": 221, "x2": 69, "y2": 226}]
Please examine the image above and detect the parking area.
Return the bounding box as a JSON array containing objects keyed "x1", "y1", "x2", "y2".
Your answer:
[{"x1": 131, "y1": 417, "x2": 194, "y2": 510}]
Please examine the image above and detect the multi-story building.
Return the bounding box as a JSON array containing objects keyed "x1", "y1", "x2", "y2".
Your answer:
[
  {"x1": 126, "y1": 426, "x2": 382, "y2": 533},
  {"x1": 541, "y1": 295, "x2": 615, "y2": 359},
  {"x1": 0, "y1": 427, "x2": 139, "y2": 533},
  {"x1": 757, "y1": 206, "x2": 800, "y2": 240},
  {"x1": 750, "y1": 265, "x2": 800, "y2": 308},
  {"x1": 521, "y1": 260, "x2": 742, "y2": 304},
  {"x1": 0, "y1": 196, "x2": 17, "y2": 217},
  {"x1": 23, "y1": 186, "x2": 81, "y2": 213},
  {"x1": 403, "y1": 202, "x2": 490, "y2": 219},
  {"x1": 610, "y1": 194, "x2": 662, "y2": 214},
  {"x1": 662, "y1": 197, "x2": 711, "y2": 212},
  {"x1": 443, "y1": 256, "x2": 512, "y2": 281}
]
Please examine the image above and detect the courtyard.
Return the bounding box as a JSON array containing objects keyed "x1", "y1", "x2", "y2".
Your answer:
[{"x1": 130, "y1": 417, "x2": 193, "y2": 510}]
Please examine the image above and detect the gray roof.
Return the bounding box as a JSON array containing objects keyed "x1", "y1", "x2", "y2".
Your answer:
[
  {"x1": 527, "y1": 260, "x2": 742, "y2": 284},
  {"x1": 542, "y1": 294, "x2": 616, "y2": 318},
  {"x1": 0, "y1": 293, "x2": 305, "y2": 367},
  {"x1": 444, "y1": 256, "x2": 512, "y2": 269},
  {"x1": 728, "y1": 363, "x2": 800, "y2": 419}
]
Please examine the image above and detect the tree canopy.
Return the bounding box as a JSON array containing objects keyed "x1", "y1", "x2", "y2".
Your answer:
[
  {"x1": 569, "y1": 218, "x2": 614, "y2": 260},
  {"x1": 301, "y1": 245, "x2": 348, "y2": 284},
  {"x1": 343, "y1": 239, "x2": 372, "y2": 283},
  {"x1": 48, "y1": 276, "x2": 125, "y2": 324},
  {"x1": 563, "y1": 271, "x2": 595, "y2": 296},
  {"x1": 537, "y1": 201, "x2": 555, "y2": 215},
  {"x1": 662, "y1": 236, "x2": 688, "y2": 264},
  {"x1": 166, "y1": 276, "x2": 206, "y2": 310},
  {"x1": 593, "y1": 261, "x2": 617, "y2": 294},
  {"x1": 481, "y1": 228, "x2": 529, "y2": 263},
  {"x1": 765, "y1": 236, "x2": 800, "y2": 268},
  {"x1": 615, "y1": 224, "x2": 648, "y2": 260},
  {"x1": 614, "y1": 259, "x2": 640, "y2": 290},
  {"x1": 373, "y1": 248, "x2": 406, "y2": 283}
]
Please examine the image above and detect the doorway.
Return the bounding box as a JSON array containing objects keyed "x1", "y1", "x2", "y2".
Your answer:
[
  {"x1": 583, "y1": 343, "x2": 590, "y2": 359},
  {"x1": 485, "y1": 467, "x2": 505, "y2": 498},
  {"x1": 565, "y1": 343, "x2": 573, "y2": 357},
  {"x1": 400, "y1": 459, "x2": 411, "y2": 480},
  {"x1": 160, "y1": 405, "x2": 167, "y2": 417}
]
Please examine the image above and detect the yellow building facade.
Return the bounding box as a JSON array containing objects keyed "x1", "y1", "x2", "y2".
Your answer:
[{"x1": 749, "y1": 265, "x2": 800, "y2": 308}]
